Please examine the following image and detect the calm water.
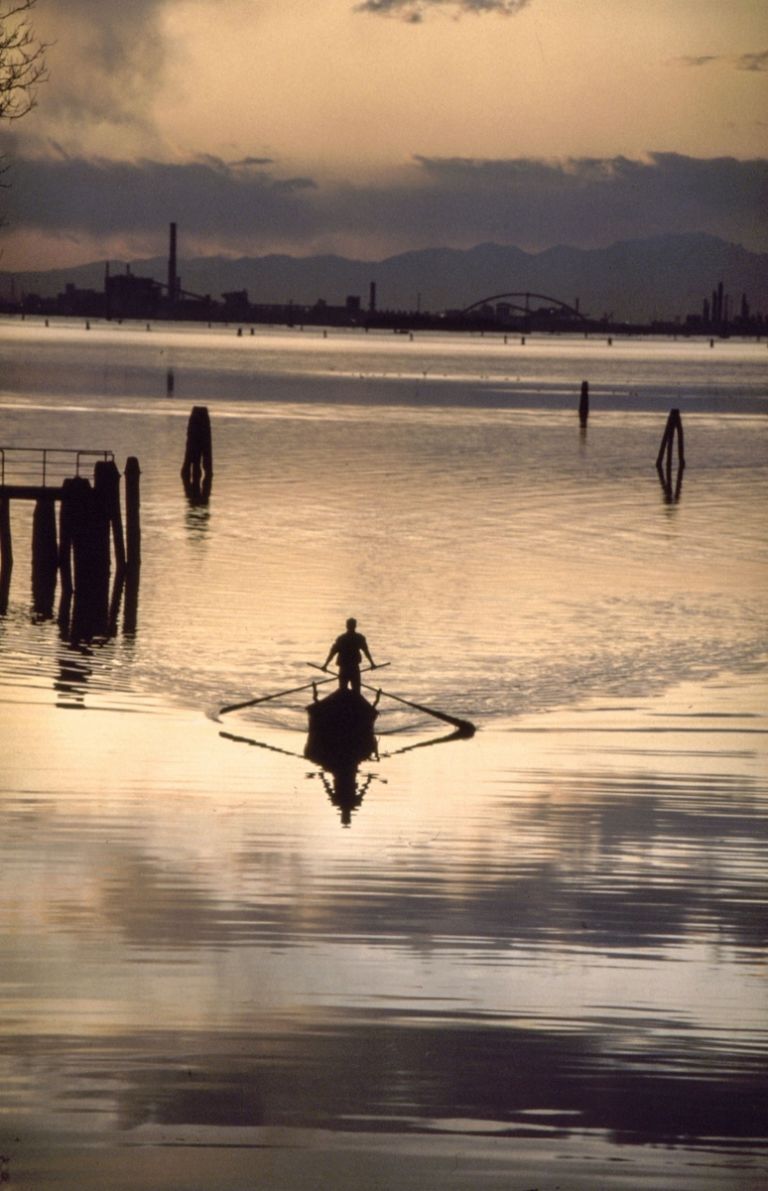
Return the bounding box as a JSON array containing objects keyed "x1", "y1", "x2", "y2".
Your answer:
[{"x1": 1, "y1": 319, "x2": 767, "y2": 1189}]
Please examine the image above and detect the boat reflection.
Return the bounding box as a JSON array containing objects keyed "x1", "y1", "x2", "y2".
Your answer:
[
  {"x1": 313, "y1": 769, "x2": 379, "y2": 827},
  {"x1": 219, "y1": 687, "x2": 474, "y2": 827}
]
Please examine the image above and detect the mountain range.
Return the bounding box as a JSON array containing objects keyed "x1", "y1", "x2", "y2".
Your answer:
[{"x1": 3, "y1": 233, "x2": 766, "y2": 323}]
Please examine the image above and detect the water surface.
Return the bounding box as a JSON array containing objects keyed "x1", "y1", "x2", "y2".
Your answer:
[{"x1": 1, "y1": 320, "x2": 766, "y2": 1189}]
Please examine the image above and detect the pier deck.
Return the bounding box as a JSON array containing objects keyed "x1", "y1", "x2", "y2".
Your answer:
[{"x1": 0, "y1": 447, "x2": 114, "y2": 499}]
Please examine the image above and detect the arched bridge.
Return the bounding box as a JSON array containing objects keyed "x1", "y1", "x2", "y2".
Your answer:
[{"x1": 460, "y1": 291, "x2": 586, "y2": 320}]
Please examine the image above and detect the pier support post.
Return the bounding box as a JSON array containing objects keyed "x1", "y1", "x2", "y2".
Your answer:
[
  {"x1": 125, "y1": 457, "x2": 142, "y2": 575},
  {"x1": 96, "y1": 459, "x2": 126, "y2": 575},
  {"x1": 91, "y1": 462, "x2": 112, "y2": 583},
  {"x1": 181, "y1": 406, "x2": 213, "y2": 504},
  {"x1": 32, "y1": 496, "x2": 58, "y2": 616},
  {"x1": 59, "y1": 478, "x2": 74, "y2": 595},
  {"x1": 0, "y1": 496, "x2": 11, "y2": 614},
  {"x1": 64, "y1": 476, "x2": 110, "y2": 640},
  {"x1": 579, "y1": 380, "x2": 589, "y2": 427}
]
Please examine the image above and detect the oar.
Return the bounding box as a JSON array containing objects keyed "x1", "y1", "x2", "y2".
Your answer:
[
  {"x1": 381, "y1": 725, "x2": 473, "y2": 757},
  {"x1": 219, "y1": 730, "x2": 305, "y2": 758},
  {"x1": 306, "y1": 662, "x2": 390, "y2": 678},
  {"x1": 219, "y1": 675, "x2": 335, "y2": 716},
  {"x1": 361, "y1": 682, "x2": 475, "y2": 736}
]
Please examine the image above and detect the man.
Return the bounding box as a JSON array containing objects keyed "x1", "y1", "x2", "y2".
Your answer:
[{"x1": 323, "y1": 618, "x2": 376, "y2": 693}]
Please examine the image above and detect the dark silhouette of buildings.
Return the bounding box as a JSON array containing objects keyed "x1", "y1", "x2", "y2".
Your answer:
[
  {"x1": 684, "y1": 278, "x2": 762, "y2": 335},
  {"x1": 2, "y1": 225, "x2": 765, "y2": 337}
]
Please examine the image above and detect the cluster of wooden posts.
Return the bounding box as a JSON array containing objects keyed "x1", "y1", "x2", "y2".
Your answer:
[{"x1": 0, "y1": 455, "x2": 141, "y2": 638}]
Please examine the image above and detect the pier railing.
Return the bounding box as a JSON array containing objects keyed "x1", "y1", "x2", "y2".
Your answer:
[{"x1": 0, "y1": 447, "x2": 115, "y2": 490}]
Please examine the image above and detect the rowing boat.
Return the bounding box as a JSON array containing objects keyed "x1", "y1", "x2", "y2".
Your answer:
[{"x1": 304, "y1": 688, "x2": 378, "y2": 770}]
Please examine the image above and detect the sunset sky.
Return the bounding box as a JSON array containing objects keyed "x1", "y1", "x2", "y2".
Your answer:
[{"x1": 0, "y1": 0, "x2": 766, "y2": 269}]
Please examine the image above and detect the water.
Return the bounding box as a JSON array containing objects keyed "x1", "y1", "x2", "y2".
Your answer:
[{"x1": 1, "y1": 318, "x2": 767, "y2": 1189}]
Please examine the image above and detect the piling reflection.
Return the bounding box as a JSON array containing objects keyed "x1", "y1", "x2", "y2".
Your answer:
[
  {"x1": 184, "y1": 502, "x2": 211, "y2": 541},
  {"x1": 53, "y1": 645, "x2": 93, "y2": 708},
  {"x1": 55, "y1": 568, "x2": 139, "y2": 644},
  {"x1": 657, "y1": 458, "x2": 684, "y2": 504}
]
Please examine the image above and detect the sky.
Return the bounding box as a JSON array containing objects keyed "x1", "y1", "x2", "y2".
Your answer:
[{"x1": 0, "y1": 0, "x2": 766, "y2": 270}]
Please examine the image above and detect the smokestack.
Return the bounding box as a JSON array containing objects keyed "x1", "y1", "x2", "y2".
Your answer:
[
  {"x1": 369, "y1": 281, "x2": 377, "y2": 313},
  {"x1": 168, "y1": 222, "x2": 178, "y2": 305}
]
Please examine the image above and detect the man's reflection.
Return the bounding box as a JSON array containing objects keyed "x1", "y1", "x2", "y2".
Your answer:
[{"x1": 318, "y1": 768, "x2": 377, "y2": 827}]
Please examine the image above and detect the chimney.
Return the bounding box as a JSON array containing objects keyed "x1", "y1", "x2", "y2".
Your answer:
[
  {"x1": 369, "y1": 281, "x2": 377, "y2": 314},
  {"x1": 168, "y1": 222, "x2": 178, "y2": 304}
]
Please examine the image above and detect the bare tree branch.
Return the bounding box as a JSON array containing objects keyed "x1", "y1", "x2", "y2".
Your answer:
[{"x1": 1, "y1": 0, "x2": 47, "y2": 123}]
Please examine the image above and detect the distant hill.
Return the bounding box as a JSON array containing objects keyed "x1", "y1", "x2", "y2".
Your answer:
[{"x1": 3, "y1": 234, "x2": 767, "y2": 323}]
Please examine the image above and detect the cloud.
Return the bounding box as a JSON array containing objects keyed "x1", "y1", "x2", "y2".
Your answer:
[
  {"x1": 1, "y1": 142, "x2": 766, "y2": 260},
  {"x1": 355, "y1": 0, "x2": 531, "y2": 20},
  {"x1": 737, "y1": 49, "x2": 768, "y2": 72},
  {"x1": 674, "y1": 49, "x2": 768, "y2": 73},
  {"x1": 675, "y1": 55, "x2": 719, "y2": 68},
  {"x1": 33, "y1": 0, "x2": 170, "y2": 132}
]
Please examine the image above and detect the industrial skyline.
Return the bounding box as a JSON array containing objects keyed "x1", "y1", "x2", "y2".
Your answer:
[{"x1": 4, "y1": 223, "x2": 764, "y2": 337}]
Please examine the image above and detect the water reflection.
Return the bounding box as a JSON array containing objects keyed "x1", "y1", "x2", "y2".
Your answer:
[
  {"x1": 100, "y1": 1004, "x2": 765, "y2": 1146},
  {"x1": 219, "y1": 706, "x2": 474, "y2": 826},
  {"x1": 656, "y1": 458, "x2": 685, "y2": 504},
  {"x1": 2, "y1": 677, "x2": 767, "y2": 1186},
  {"x1": 55, "y1": 570, "x2": 137, "y2": 644},
  {"x1": 53, "y1": 644, "x2": 92, "y2": 708},
  {"x1": 314, "y1": 768, "x2": 379, "y2": 826},
  {"x1": 184, "y1": 502, "x2": 212, "y2": 541}
]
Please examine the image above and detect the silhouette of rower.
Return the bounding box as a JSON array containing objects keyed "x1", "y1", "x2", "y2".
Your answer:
[{"x1": 323, "y1": 618, "x2": 375, "y2": 693}]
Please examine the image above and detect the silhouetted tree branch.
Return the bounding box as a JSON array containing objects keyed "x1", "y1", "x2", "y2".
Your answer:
[{"x1": 1, "y1": 0, "x2": 46, "y2": 123}]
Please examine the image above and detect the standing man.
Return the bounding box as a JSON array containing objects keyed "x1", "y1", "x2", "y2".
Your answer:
[{"x1": 323, "y1": 618, "x2": 376, "y2": 693}]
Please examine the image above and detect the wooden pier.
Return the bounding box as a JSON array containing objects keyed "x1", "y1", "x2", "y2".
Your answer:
[{"x1": 0, "y1": 447, "x2": 141, "y2": 631}]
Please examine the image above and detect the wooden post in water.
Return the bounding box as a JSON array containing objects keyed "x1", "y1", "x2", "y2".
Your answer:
[
  {"x1": 181, "y1": 406, "x2": 213, "y2": 503},
  {"x1": 656, "y1": 408, "x2": 686, "y2": 504},
  {"x1": 578, "y1": 379, "x2": 589, "y2": 426},
  {"x1": 59, "y1": 478, "x2": 74, "y2": 595},
  {"x1": 656, "y1": 408, "x2": 686, "y2": 471},
  {"x1": 124, "y1": 457, "x2": 142, "y2": 575},
  {"x1": 0, "y1": 496, "x2": 12, "y2": 614},
  {"x1": 32, "y1": 496, "x2": 58, "y2": 615},
  {"x1": 96, "y1": 459, "x2": 126, "y2": 575},
  {"x1": 91, "y1": 462, "x2": 113, "y2": 585},
  {"x1": 0, "y1": 496, "x2": 12, "y2": 571},
  {"x1": 64, "y1": 475, "x2": 109, "y2": 639}
]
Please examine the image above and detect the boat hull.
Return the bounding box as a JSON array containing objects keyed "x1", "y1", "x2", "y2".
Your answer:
[{"x1": 305, "y1": 689, "x2": 378, "y2": 770}]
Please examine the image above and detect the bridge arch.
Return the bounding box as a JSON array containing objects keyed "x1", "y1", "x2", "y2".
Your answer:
[{"x1": 460, "y1": 291, "x2": 585, "y2": 320}]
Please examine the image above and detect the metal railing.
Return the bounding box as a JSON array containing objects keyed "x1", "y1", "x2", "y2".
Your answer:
[{"x1": 0, "y1": 447, "x2": 115, "y2": 488}]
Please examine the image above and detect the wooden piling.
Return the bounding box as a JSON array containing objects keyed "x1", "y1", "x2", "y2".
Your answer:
[
  {"x1": 32, "y1": 496, "x2": 58, "y2": 615},
  {"x1": 123, "y1": 568, "x2": 139, "y2": 636},
  {"x1": 0, "y1": 496, "x2": 11, "y2": 614},
  {"x1": 181, "y1": 406, "x2": 213, "y2": 504},
  {"x1": 125, "y1": 457, "x2": 142, "y2": 574},
  {"x1": 95, "y1": 459, "x2": 126, "y2": 575},
  {"x1": 579, "y1": 380, "x2": 589, "y2": 426},
  {"x1": 0, "y1": 494, "x2": 12, "y2": 575},
  {"x1": 656, "y1": 408, "x2": 686, "y2": 471},
  {"x1": 66, "y1": 475, "x2": 110, "y2": 640},
  {"x1": 59, "y1": 478, "x2": 74, "y2": 595},
  {"x1": 90, "y1": 462, "x2": 112, "y2": 582}
]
